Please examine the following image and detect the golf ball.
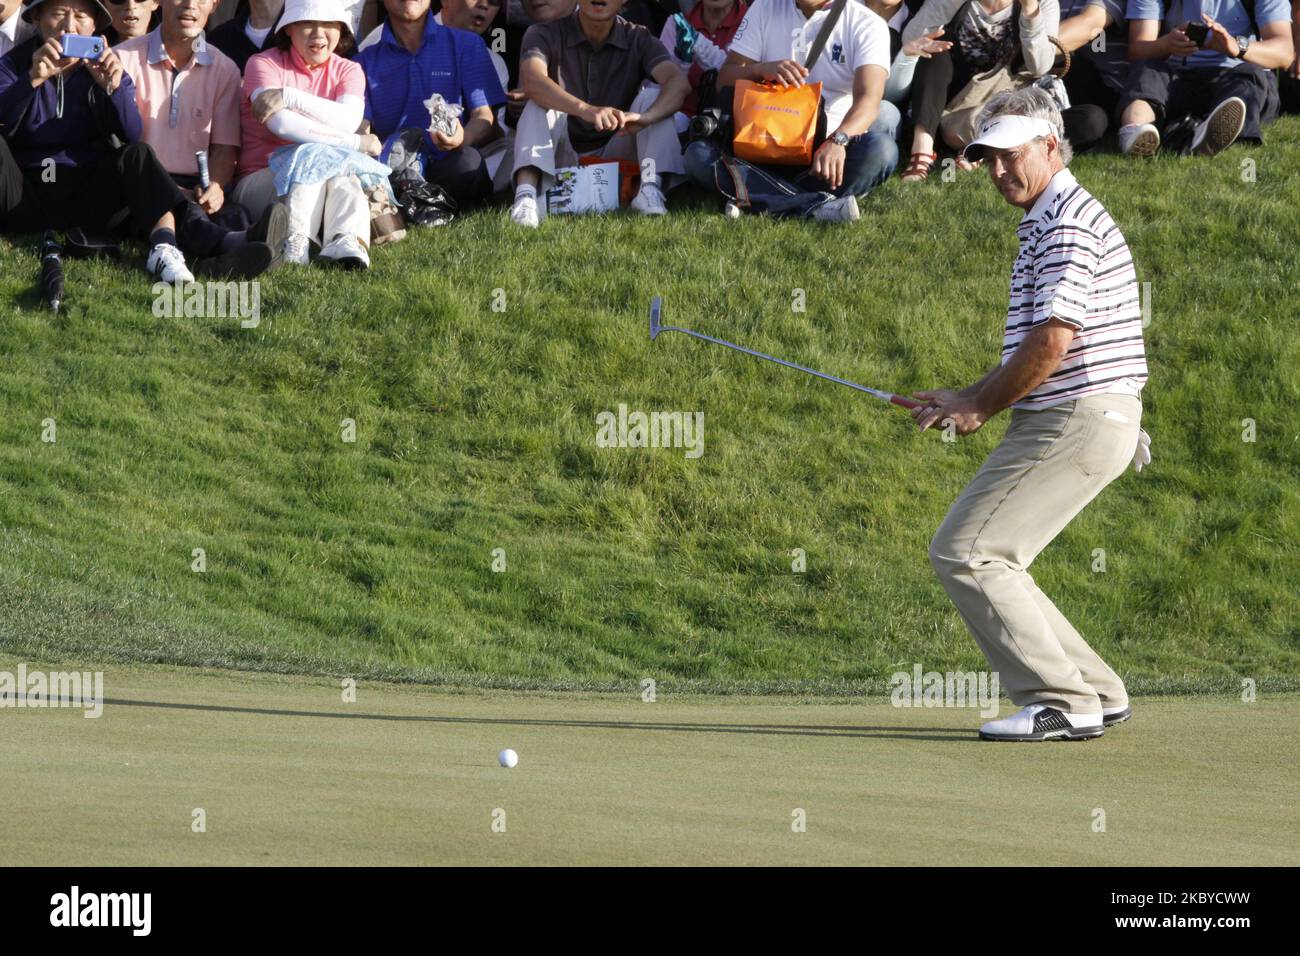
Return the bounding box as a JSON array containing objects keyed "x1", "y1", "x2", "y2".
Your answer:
[
  {"x1": 498, "y1": 748, "x2": 518, "y2": 768},
  {"x1": 724, "y1": 202, "x2": 741, "y2": 219}
]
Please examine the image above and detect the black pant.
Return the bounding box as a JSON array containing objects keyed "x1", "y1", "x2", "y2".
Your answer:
[
  {"x1": 424, "y1": 145, "x2": 492, "y2": 209},
  {"x1": 910, "y1": 47, "x2": 975, "y2": 136},
  {"x1": 1280, "y1": 70, "x2": 1300, "y2": 114},
  {"x1": 1061, "y1": 54, "x2": 1122, "y2": 152},
  {"x1": 1117, "y1": 60, "x2": 1279, "y2": 141},
  {"x1": 0, "y1": 139, "x2": 185, "y2": 236}
]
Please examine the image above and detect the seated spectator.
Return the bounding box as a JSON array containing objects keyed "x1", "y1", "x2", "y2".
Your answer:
[
  {"x1": 683, "y1": 0, "x2": 898, "y2": 222},
  {"x1": 355, "y1": 0, "x2": 505, "y2": 210},
  {"x1": 0, "y1": 0, "x2": 36, "y2": 58},
  {"x1": 900, "y1": 0, "x2": 1060, "y2": 182},
  {"x1": 883, "y1": 24, "x2": 952, "y2": 105},
  {"x1": 236, "y1": 0, "x2": 382, "y2": 267},
  {"x1": 359, "y1": 0, "x2": 516, "y2": 194},
  {"x1": 1115, "y1": 0, "x2": 1294, "y2": 157},
  {"x1": 206, "y1": 0, "x2": 281, "y2": 71},
  {"x1": 116, "y1": 0, "x2": 262, "y2": 234},
  {"x1": 105, "y1": 0, "x2": 158, "y2": 43},
  {"x1": 1050, "y1": 0, "x2": 1128, "y2": 150},
  {"x1": 1, "y1": 0, "x2": 270, "y2": 281},
  {"x1": 659, "y1": 0, "x2": 749, "y2": 125},
  {"x1": 509, "y1": 0, "x2": 689, "y2": 227},
  {"x1": 503, "y1": 0, "x2": 576, "y2": 90}
]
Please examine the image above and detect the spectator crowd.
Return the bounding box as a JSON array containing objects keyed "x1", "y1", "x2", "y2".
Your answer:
[{"x1": 0, "y1": 0, "x2": 1296, "y2": 281}]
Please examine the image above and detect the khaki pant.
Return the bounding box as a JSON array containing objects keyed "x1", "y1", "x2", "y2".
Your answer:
[
  {"x1": 512, "y1": 84, "x2": 686, "y2": 192},
  {"x1": 929, "y1": 391, "x2": 1142, "y2": 715},
  {"x1": 284, "y1": 174, "x2": 371, "y2": 247}
]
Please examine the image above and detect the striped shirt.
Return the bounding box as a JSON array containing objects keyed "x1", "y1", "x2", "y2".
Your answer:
[{"x1": 1003, "y1": 169, "x2": 1148, "y2": 410}]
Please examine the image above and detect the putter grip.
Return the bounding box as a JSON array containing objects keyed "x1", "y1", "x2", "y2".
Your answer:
[{"x1": 889, "y1": 395, "x2": 922, "y2": 410}]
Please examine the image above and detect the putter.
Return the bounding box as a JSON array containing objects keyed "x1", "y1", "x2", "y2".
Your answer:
[{"x1": 648, "y1": 297, "x2": 920, "y2": 410}]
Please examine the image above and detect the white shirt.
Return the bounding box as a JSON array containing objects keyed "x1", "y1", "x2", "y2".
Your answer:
[
  {"x1": 0, "y1": 4, "x2": 34, "y2": 59},
  {"x1": 728, "y1": 0, "x2": 891, "y2": 130}
]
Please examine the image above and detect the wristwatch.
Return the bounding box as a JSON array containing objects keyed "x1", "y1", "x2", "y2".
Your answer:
[
  {"x1": 829, "y1": 131, "x2": 849, "y2": 147},
  {"x1": 1235, "y1": 35, "x2": 1250, "y2": 58}
]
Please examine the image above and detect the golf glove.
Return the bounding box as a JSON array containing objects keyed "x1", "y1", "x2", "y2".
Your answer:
[{"x1": 1131, "y1": 429, "x2": 1151, "y2": 473}]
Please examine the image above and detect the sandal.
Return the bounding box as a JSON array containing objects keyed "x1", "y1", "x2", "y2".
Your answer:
[{"x1": 901, "y1": 151, "x2": 939, "y2": 182}]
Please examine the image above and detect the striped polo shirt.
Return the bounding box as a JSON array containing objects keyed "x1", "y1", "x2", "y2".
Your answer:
[{"x1": 1004, "y1": 168, "x2": 1148, "y2": 410}]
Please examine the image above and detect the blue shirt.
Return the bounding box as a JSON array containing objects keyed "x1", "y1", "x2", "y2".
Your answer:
[
  {"x1": 355, "y1": 16, "x2": 505, "y2": 160},
  {"x1": 1124, "y1": 0, "x2": 1292, "y2": 69}
]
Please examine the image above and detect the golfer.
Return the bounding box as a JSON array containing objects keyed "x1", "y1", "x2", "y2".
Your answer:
[{"x1": 911, "y1": 87, "x2": 1150, "y2": 742}]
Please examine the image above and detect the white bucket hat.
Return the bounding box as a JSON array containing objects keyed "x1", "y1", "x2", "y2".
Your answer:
[
  {"x1": 275, "y1": 0, "x2": 359, "y2": 44},
  {"x1": 963, "y1": 115, "x2": 1060, "y2": 162}
]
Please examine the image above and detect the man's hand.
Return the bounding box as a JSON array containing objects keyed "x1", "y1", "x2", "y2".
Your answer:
[
  {"x1": 1161, "y1": 26, "x2": 1200, "y2": 57},
  {"x1": 29, "y1": 37, "x2": 77, "y2": 87},
  {"x1": 910, "y1": 395, "x2": 990, "y2": 435},
  {"x1": 902, "y1": 28, "x2": 953, "y2": 59},
  {"x1": 196, "y1": 181, "x2": 225, "y2": 215},
  {"x1": 505, "y1": 88, "x2": 527, "y2": 123},
  {"x1": 252, "y1": 88, "x2": 285, "y2": 123},
  {"x1": 582, "y1": 104, "x2": 627, "y2": 131},
  {"x1": 758, "y1": 59, "x2": 808, "y2": 87},
  {"x1": 912, "y1": 388, "x2": 962, "y2": 406},
  {"x1": 811, "y1": 138, "x2": 846, "y2": 190},
  {"x1": 431, "y1": 118, "x2": 464, "y2": 151},
  {"x1": 85, "y1": 42, "x2": 124, "y2": 94},
  {"x1": 1200, "y1": 13, "x2": 1242, "y2": 58}
]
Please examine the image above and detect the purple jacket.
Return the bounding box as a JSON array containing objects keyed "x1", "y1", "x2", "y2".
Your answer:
[{"x1": 0, "y1": 36, "x2": 142, "y2": 169}]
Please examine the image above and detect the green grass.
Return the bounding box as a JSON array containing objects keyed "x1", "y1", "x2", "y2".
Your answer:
[
  {"x1": 1, "y1": 122, "x2": 1298, "y2": 695},
  {"x1": 5, "y1": 659, "x2": 1296, "y2": 865}
]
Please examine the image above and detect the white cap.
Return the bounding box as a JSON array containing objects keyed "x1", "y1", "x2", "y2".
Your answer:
[
  {"x1": 275, "y1": 0, "x2": 358, "y2": 42},
  {"x1": 963, "y1": 115, "x2": 1060, "y2": 162}
]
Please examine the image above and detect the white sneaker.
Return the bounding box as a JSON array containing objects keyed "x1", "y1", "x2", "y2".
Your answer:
[
  {"x1": 1191, "y1": 96, "x2": 1246, "y2": 157},
  {"x1": 146, "y1": 243, "x2": 194, "y2": 284},
  {"x1": 1119, "y1": 123, "x2": 1160, "y2": 157},
  {"x1": 811, "y1": 195, "x2": 860, "y2": 223},
  {"x1": 979, "y1": 703, "x2": 1104, "y2": 742},
  {"x1": 318, "y1": 234, "x2": 369, "y2": 270},
  {"x1": 282, "y1": 234, "x2": 311, "y2": 267},
  {"x1": 509, "y1": 195, "x2": 540, "y2": 228},
  {"x1": 630, "y1": 182, "x2": 667, "y2": 216},
  {"x1": 1102, "y1": 703, "x2": 1132, "y2": 727}
]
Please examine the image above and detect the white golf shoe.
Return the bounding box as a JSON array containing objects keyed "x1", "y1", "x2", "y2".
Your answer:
[
  {"x1": 509, "y1": 195, "x2": 541, "y2": 228},
  {"x1": 979, "y1": 703, "x2": 1104, "y2": 742},
  {"x1": 1119, "y1": 123, "x2": 1160, "y2": 158},
  {"x1": 630, "y1": 182, "x2": 667, "y2": 216},
  {"x1": 319, "y1": 234, "x2": 369, "y2": 270},
  {"x1": 147, "y1": 243, "x2": 194, "y2": 284},
  {"x1": 1102, "y1": 703, "x2": 1132, "y2": 727},
  {"x1": 812, "y1": 195, "x2": 860, "y2": 223},
  {"x1": 282, "y1": 234, "x2": 311, "y2": 267}
]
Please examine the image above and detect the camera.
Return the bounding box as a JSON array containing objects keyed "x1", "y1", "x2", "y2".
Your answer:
[
  {"x1": 61, "y1": 34, "x2": 105, "y2": 60},
  {"x1": 688, "y1": 107, "x2": 733, "y2": 145}
]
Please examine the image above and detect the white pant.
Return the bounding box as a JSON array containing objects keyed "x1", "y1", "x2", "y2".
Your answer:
[
  {"x1": 512, "y1": 84, "x2": 685, "y2": 193},
  {"x1": 284, "y1": 174, "x2": 370, "y2": 247}
]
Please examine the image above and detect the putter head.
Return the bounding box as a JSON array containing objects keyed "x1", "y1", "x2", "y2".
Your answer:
[{"x1": 649, "y1": 296, "x2": 662, "y2": 340}]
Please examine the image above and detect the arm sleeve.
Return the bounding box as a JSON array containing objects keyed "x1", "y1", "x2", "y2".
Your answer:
[
  {"x1": 210, "y1": 61, "x2": 243, "y2": 147},
  {"x1": 639, "y1": 32, "x2": 672, "y2": 75},
  {"x1": 901, "y1": 0, "x2": 965, "y2": 45},
  {"x1": 1020, "y1": 0, "x2": 1062, "y2": 76},
  {"x1": 693, "y1": 31, "x2": 731, "y2": 70},
  {"x1": 105, "y1": 74, "x2": 143, "y2": 142},
  {"x1": 883, "y1": 50, "x2": 918, "y2": 103},
  {"x1": 279, "y1": 87, "x2": 365, "y2": 132},
  {"x1": 728, "y1": 4, "x2": 765, "y2": 61},
  {"x1": 265, "y1": 108, "x2": 364, "y2": 149},
  {"x1": 660, "y1": 17, "x2": 686, "y2": 68},
  {"x1": 461, "y1": 37, "x2": 506, "y2": 110},
  {"x1": 520, "y1": 23, "x2": 553, "y2": 67},
  {"x1": 1031, "y1": 220, "x2": 1103, "y2": 330},
  {"x1": 0, "y1": 54, "x2": 38, "y2": 130}
]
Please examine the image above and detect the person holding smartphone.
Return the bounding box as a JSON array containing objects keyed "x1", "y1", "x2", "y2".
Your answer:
[
  {"x1": 1115, "y1": 0, "x2": 1295, "y2": 157},
  {"x1": 0, "y1": 0, "x2": 271, "y2": 280}
]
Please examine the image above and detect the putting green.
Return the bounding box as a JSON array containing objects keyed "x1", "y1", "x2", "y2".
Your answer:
[{"x1": 3, "y1": 660, "x2": 1295, "y2": 866}]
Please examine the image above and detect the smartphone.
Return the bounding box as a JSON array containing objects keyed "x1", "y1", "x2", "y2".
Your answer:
[
  {"x1": 61, "y1": 34, "x2": 105, "y2": 60},
  {"x1": 1184, "y1": 22, "x2": 1209, "y2": 47}
]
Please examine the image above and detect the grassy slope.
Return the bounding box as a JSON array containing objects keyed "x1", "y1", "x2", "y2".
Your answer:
[{"x1": 1, "y1": 121, "x2": 1297, "y2": 694}]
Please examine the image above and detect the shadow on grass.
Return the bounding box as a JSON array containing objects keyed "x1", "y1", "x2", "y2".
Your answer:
[{"x1": 97, "y1": 696, "x2": 979, "y2": 743}]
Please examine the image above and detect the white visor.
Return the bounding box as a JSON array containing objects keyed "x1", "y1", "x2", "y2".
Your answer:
[{"x1": 963, "y1": 115, "x2": 1059, "y2": 162}]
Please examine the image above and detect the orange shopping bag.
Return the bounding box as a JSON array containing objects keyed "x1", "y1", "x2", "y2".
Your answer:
[{"x1": 731, "y1": 79, "x2": 823, "y2": 166}]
